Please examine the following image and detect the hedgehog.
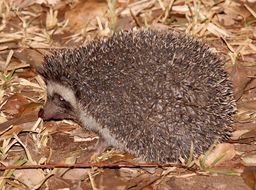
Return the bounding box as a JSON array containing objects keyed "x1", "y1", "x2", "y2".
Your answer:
[{"x1": 37, "y1": 29, "x2": 236, "y2": 163}]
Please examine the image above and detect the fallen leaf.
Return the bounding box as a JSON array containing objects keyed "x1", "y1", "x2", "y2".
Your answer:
[
  {"x1": 239, "y1": 129, "x2": 256, "y2": 142},
  {"x1": 0, "y1": 103, "x2": 41, "y2": 133},
  {"x1": 241, "y1": 166, "x2": 256, "y2": 190},
  {"x1": 2, "y1": 94, "x2": 30, "y2": 116},
  {"x1": 231, "y1": 129, "x2": 250, "y2": 140},
  {"x1": 13, "y1": 167, "x2": 45, "y2": 189},
  {"x1": 242, "y1": 153, "x2": 256, "y2": 166},
  {"x1": 0, "y1": 116, "x2": 7, "y2": 124},
  {"x1": 19, "y1": 102, "x2": 42, "y2": 116},
  {"x1": 230, "y1": 63, "x2": 252, "y2": 101},
  {"x1": 65, "y1": 0, "x2": 108, "y2": 32},
  {"x1": 203, "y1": 143, "x2": 236, "y2": 167},
  {"x1": 53, "y1": 155, "x2": 77, "y2": 177},
  {"x1": 62, "y1": 168, "x2": 89, "y2": 180},
  {"x1": 207, "y1": 22, "x2": 230, "y2": 37}
]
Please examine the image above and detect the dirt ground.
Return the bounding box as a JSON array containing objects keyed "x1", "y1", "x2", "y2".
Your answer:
[{"x1": 0, "y1": 0, "x2": 256, "y2": 189}]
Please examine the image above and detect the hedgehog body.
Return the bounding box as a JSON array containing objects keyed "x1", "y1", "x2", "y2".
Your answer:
[{"x1": 38, "y1": 29, "x2": 236, "y2": 163}]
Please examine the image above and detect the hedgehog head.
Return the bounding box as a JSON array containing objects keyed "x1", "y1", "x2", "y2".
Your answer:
[{"x1": 37, "y1": 49, "x2": 82, "y2": 122}]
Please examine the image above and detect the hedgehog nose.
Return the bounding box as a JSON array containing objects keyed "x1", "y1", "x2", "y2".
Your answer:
[{"x1": 38, "y1": 108, "x2": 44, "y2": 118}]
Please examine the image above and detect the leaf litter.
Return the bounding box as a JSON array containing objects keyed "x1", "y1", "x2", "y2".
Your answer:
[{"x1": 0, "y1": 0, "x2": 256, "y2": 189}]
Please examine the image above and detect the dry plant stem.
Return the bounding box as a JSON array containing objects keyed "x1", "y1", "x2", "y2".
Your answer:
[
  {"x1": 0, "y1": 46, "x2": 68, "y2": 52},
  {"x1": 161, "y1": 0, "x2": 175, "y2": 22},
  {"x1": 0, "y1": 162, "x2": 180, "y2": 170},
  {"x1": 130, "y1": 9, "x2": 142, "y2": 27},
  {"x1": 107, "y1": 0, "x2": 117, "y2": 31}
]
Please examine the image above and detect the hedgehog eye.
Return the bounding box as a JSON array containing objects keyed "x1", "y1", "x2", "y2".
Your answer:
[
  {"x1": 52, "y1": 93, "x2": 72, "y2": 110},
  {"x1": 53, "y1": 93, "x2": 65, "y2": 103},
  {"x1": 59, "y1": 96, "x2": 64, "y2": 102}
]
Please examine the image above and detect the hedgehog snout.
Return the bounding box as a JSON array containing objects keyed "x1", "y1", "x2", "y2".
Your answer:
[
  {"x1": 38, "y1": 103, "x2": 58, "y2": 120},
  {"x1": 39, "y1": 98, "x2": 79, "y2": 122},
  {"x1": 38, "y1": 108, "x2": 52, "y2": 120},
  {"x1": 38, "y1": 108, "x2": 44, "y2": 118}
]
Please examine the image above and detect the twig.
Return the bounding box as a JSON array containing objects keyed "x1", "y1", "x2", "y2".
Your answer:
[{"x1": 0, "y1": 162, "x2": 180, "y2": 170}]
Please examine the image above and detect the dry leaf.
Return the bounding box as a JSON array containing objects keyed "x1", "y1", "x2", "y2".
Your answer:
[
  {"x1": 230, "y1": 63, "x2": 251, "y2": 101},
  {"x1": 207, "y1": 22, "x2": 230, "y2": 37},
  {"x1": 242, "y1": 153, "x2": 256, "y2": 165},
  {"x1": 35, "y1": 0, "x2": 61, "y2": 5},
  {"x1": 241, "y1": 167, "x2": 256, "y2": 190},
  {"x1": 231, "y1": 129, "x2": 250, "y2": 140},
  {"x1": 240, "y1": 129, "x2": 256, "y2": 140},
  {"x1": 2, "y1": 94, "x2": 30, "y2": 116},
  {"x1": 46, "y1": 8, "x2": 58, "y2": 30},
  {"x1": 204, "y1": 143, "x2": 236, "y2": 167},
  {"x1": 13, "y1": 168, "x2": 45, "y2": 188},
  {"x1": 65, "y1": 0, "x2": 108, "y2": 32},
  {"x1": 53, "y1": 156, "x2": 77, "y2": 177},
  {"x1": 62, "y1": 168, "x2": 89, "y2": 180}
]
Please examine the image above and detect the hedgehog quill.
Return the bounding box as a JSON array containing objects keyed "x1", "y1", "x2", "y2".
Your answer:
[{"x1": 37, "y1": 30, "x2": 237, "y2": 163}]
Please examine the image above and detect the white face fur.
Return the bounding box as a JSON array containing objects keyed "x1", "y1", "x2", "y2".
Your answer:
[
  {"x1": 39, "y1": 81, "x2": 79, "y2": 121},
  {"x1": 42, "y1": 81, "x2": 125, "y2": 151},
  {"x1": 43, "y1": 81, "x2": 105, "y2": 133},
  {"x1": 47, "y1": 81, "x2": 77, "y2": 109}
]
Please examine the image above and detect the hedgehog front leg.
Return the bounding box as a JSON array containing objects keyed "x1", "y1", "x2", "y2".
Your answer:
[{"x1": 84, "y1": 137, "x2": 111, "y2": 161}]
